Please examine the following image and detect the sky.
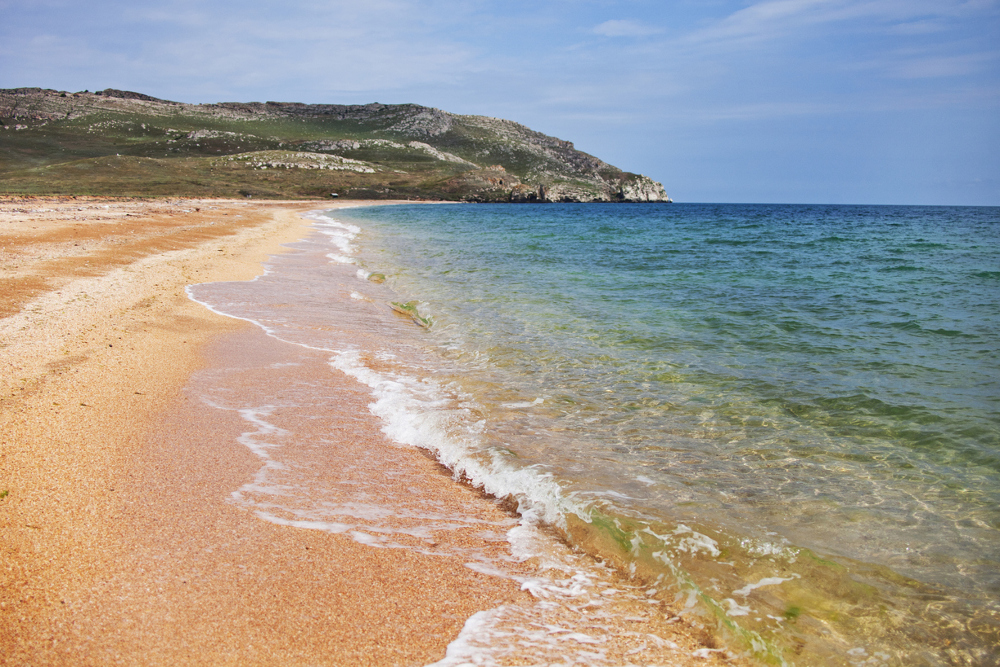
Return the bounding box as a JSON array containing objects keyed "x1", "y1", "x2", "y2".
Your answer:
[{"x1": 2, "y1": 0, "x2": 998, "y2": 205}]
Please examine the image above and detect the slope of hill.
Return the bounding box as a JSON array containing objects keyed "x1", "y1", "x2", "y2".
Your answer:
[{"x1": 0, "y1": 88, "x2": 670, "y2": 202}]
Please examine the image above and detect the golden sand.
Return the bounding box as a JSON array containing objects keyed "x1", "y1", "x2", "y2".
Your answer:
[{"x1": 0, "y1": 197, "x2": 739, "y2": 665}]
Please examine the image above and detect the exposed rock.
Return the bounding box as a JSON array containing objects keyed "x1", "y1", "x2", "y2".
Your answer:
[
  {"x1": 217, "y1": 151, "x2": 379, "y2": 173},
  {"x1": 186, "y1": 129, "x2": 247, "y2": 141},
  {"x1": 304, "y1": 139, "x2": 362, "y2": 152},
  {"x1": 510, "y1": 184, "x2": 544, "y2": 203},
  {"x1": 618, "y1": 175, "x2": 671, "y2": 202},
  {"x1": 444, "y1": 166, "x2": 524, "y2": 202},
  {"x1": 94, "y1": 88, "x2": 171, "y2": 102},
  {"x1": 406, "y1": 141, "x2": 475, "y2": 166},
  {"x1": 387, "y1": 107, "x2": 453, "y2": 136}
]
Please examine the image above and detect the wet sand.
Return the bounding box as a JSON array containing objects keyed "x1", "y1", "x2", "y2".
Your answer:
[{"x1": 0, "y1": 197, "x2": 736, "y2": 665}]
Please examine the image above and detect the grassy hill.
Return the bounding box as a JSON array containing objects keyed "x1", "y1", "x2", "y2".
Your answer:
[{"x1": 0, "y1": 88, "x2": 670, "y2": 202}]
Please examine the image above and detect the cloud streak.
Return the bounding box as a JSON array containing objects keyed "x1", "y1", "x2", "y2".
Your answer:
[
  {"x1": 593, "y1": 19, "x2": 662, "y2": 38},
  {"x1": 681, "y1": 0, "x2": 999, "y2": 50}
]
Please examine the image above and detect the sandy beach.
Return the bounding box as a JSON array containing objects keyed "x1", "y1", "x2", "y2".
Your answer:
[{"x1": 0, "y1": 197, "x2": 737, "y2": 665}]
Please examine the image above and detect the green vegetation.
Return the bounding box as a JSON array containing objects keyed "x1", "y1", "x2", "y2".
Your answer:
[
  {"x1": 0, "y1": 88, "x2": 670, "y2": 202},
  {"x1": 389, "y1": 301, "x2": 433, "y2": 327}
]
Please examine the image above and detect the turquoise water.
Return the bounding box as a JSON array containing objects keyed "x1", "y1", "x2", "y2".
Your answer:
[{"x1": 332, "y1": 203, "x2": 1000, "y2": 664}]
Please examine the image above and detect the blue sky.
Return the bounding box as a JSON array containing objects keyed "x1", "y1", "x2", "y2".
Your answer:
[{"x1": 2, "y1": 0, "x2": 998, "y2": 204}]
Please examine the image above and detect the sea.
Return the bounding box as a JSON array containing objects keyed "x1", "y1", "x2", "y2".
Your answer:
[{"x1": 189, "y1": 203, "x2": 999, "y2": 666}]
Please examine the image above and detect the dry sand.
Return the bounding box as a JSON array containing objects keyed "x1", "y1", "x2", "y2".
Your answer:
[{"x1": 0, "y1": 197, "x2": 739, "y2": 665}]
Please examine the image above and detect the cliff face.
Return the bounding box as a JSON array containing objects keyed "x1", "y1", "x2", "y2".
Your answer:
[
  {"x1": 0, "y1": 88, "x2": 670, "y2": 202},
  {"x1": 620, "y1": 176, "x2": 670, "y2": 202}
]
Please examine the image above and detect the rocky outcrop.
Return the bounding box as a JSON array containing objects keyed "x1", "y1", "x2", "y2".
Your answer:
[
  {"x1": 406, "y1": 141, "x2": 474, "y2": 165},
  {"x1": 617, "y1": 175, "x2": 671, "y2": 202},
  {"x1": 388, "y1": 108, "x2": 454, "y2": 137},
  {"x1": 216, "y1": 151, "x2": 378, "y2": 173},
  {"x1": 444, "y1": 166, "x2": 523, "y2": 202},
  {"x1": 94, "y1": 89, "x2": 170, "y2": 102}
]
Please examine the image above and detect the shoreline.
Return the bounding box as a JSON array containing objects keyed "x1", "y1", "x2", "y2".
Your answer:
[{"x1": 0, "y1": 198, "x2": 732, "y2": 664}]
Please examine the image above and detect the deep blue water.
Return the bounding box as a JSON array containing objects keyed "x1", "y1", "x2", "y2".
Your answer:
[{"x1": 333, "y1": 202, "x2": 1000, "y2": 665}]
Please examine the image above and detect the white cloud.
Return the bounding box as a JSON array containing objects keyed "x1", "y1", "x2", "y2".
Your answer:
[
  {"x1": 593, "y1": 19, "x2": 661, "y2": 38},
  {"x1": 694, "y1": 101, "x2": 840, "y2": 121},
  {"x1": 682, "y1": 0, "x2": 844, "y2": 46},
  {"x1": 682, "y1": 0, "x2": 997, "y2": 48},
  {"x1": 0, "y1": 0, "x2": 485, "y2": 101},
  {"x1": 887, "y1": 51, "x2": 1000, "y2": 79},
  {"x1": 887, "y1": 19, "x2": 949, "y2": 35}
]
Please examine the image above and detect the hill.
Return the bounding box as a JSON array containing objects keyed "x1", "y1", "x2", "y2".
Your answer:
[{"x1": 0, "y1": 88, "x2": 670, "y2": 202}]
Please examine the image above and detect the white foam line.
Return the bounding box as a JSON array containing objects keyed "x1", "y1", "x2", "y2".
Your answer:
[
  {"x1": 252, "y1": 510, "x2": 352, "y2": 534},
  {"x1": 425, "y1": 608, "x2": 508, "y2": 667},
  {"x1": 186, "y1": 211, "x2": 368, "y2": 348},
  {"x1": 329, "y1": 350, "x2": 586, "y2": 530},
  {"x1": 186, "y1": 285, "x2": 336, "y2": 356},
  {"x1": 723, "y1": 598, "x2": 753, "y2": 617},
  {"x1": 733, "y1": 574, "x2": 800, "y2": 597}
]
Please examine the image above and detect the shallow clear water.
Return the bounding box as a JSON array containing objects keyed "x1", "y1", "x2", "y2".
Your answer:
[
  {"x1": 333, "y1": 203, "x2": 1000, "y2": 665},
  {"x1": 190, "y1": 202, "x2": 1000, "y2": 665},
  {"x1": 187, "y1": 211, "x2": 729, "y2": 666}
]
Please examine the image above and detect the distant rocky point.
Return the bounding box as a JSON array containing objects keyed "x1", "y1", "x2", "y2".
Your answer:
[{"x1": 0, "y1": 87, "x2": 670, "y2": 202}]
